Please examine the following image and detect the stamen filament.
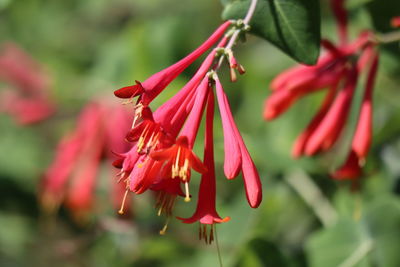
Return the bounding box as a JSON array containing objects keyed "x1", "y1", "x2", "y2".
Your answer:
[{"x1": 118, "y1": 189, "x2": 129, "y2": 215}]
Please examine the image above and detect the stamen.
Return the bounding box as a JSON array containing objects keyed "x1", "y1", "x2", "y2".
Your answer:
[
  {"x1": 238, "y1": 64, "x2": 246, "y2": 74},
  {"x1": 137, "y1": 124, "x2": 150, "y2": 152},
  {"x1": 202, "y1": 225, "x2": 207, "y2": 244},
  {"x1": 156, "y1": 193, "x2": 166, "y2": 216},
  {"x1": 131, "y1": 104, "x2": 144, "y2": 128},
  {"x1": 179, "y1": 158, "x2": 189, "y2": 180},
  {"x1": 159, "y1": 217, "x2": 170, "y2": 235},
  {"x1": 148, "y1": 132, "x2": 160, "y2": 151},
  {"x1": 184, "y1": 182, "x2": 191, "y2": 202},
  {"x1": 118, "y1": 189, "x2": 129, "y2": 215},
  {"x1": 155, "y1": 192, "x2": 177, "y2": 217},
  {"x1": 172, "y1": 147, "x2": 181, "y2": 178},
  {"x1": 209, "y1": 225, "x2": 214, "y2": 244}
]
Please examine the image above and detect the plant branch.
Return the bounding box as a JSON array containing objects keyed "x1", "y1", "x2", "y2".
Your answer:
[
  {"x1": 373, "y1": 30, "x2": 400, "y2": 44},
  {"x1": 215, "y1": 0, "x2": 258, "y2": 70}
]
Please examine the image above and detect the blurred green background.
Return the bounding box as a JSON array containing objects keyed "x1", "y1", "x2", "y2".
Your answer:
[{"x1": 0, "y1": 0, "x2": 400, "y2": 266}]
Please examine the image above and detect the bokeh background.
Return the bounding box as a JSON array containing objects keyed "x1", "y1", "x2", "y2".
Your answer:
[{"x1": 1, "y1": 0, "x2": 400, "y2": 266}]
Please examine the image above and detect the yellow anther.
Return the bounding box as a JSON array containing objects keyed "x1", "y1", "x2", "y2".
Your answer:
[
  {"x1": 184, "y1": 182, "x2": 191, "y2": 202},
  {"x1": 159, "y1": 218, "x2": 170, "y2": 235}
]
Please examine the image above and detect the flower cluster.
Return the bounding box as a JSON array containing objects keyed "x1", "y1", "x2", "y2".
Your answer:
[
  {"x1": 0, "y1": 43, "x2": 55, "y2": 124},
  {"x1": 263, "y1": 0, "x2": 379, "y2": 180},
  {"x1": 113, "y1": 21, "x2": 262, "y2": 242},
  {"x1": 41, "y1": 101, "x2": 133, "y2": 221}
]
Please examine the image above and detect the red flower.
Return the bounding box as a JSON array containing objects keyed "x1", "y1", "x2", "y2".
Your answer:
[
  {"x1": 264, "y1": 0, "x2": 379, "y2": 180},
  {"x1": 41, "y1": 101, "x2": 133, "y2": 220},
  {"x1": 179, "y1": 91, "x2": 229, "y2": 244},
  {"x1": 151, "y1": 136, "x2": 207, "y2": 202},
  {"x1": 114, "y1": 21, "x2": 231, "y2": 106},
  {"x1": 214, "y1": 74, "x2": 262, "y2": 208},
  {"x1": 112, "y1": 19, "x2": 263, "y2": 237},
  {"x1": 0, "y1": 43, "x2": 54, "y2": 124}
]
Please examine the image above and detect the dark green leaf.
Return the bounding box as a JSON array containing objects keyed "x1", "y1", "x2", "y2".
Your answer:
[
  {"x1": 366, "y1": 0, "x2": 400, "y2": 60},
  {"x1": 222, "y1": 0, "x2": 321, "y2": 65}
]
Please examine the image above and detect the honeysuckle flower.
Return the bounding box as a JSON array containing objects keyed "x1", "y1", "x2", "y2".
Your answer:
[
  {"x1": 179, "y1": 91, "x2": 230, "y2": 244},
  {"x1": 151, "y1": 136, "x2": 207, "y2": 202},
  {"x1": 41, "y1": 101, "x2": 133, "y2": 220},
  {"x1": 330, "y1": 0, "x2": 347, "y2": 44},
  {"x1": 112, "y1": 18, "x2": 263, "y2": 238},
  {"x1": 114, "y1": 21, "x2": 231, "y2": 105},
  {"x1": 264, "y1": 0, "x2": 379, "y2": 180},
  {"x1": 0, "y1": 91, "x2": 55, "y2": 124},
  {"x1": 0, "y1": 43, "x2": 54, "y2": 124}
]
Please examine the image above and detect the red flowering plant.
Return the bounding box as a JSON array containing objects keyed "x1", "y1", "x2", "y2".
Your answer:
[
  {"x1": 40, "y1": 100, "x2": 133, "y2": 222},
  {"x1": 264, "y1": 0, "x2": 381, "y2": 182},
  {"x1": 0, "y1": 43, "x2": 55, "y2": 124},
  {"x1": 112, "y1": 1, "x2": 264, "y2": 242}
]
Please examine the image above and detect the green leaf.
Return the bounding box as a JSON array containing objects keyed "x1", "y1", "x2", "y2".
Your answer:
[
  {"x1": 364, "y1": 196, "x2": 400, "y2": 267},
  {"x1": 235, "y1": 238, "x2": 291, "y2": 267},
  {"x1": 222, "y1": 0, "x2": 321, "y2": 65},
  {"x1": 366, "y1": 0, "x2": 400, "y2": 59},
  {"x1": 306, "y1": 219, "x2": 373, "y2": 267},
  {"x1": 366, "y1": 0, "x2": 400, "y2": 33}
]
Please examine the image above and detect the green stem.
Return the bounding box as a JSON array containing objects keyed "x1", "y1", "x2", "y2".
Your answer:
[
  {"x1": 215, "y1": 0, "x2": 258, "y2": 69},
  {"x1": 373, "y1": 30, "x2": 400, "y2": 44}
]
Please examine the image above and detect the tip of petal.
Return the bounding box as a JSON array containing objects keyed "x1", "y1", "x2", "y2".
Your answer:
[
  {"x1": 331, "y1": 151, "x2": 362, "y2": 180},
  {"x1": 114, "y1": 82, "x2": 143, "y2": 99},
  {"x1": 215, "y1": 216, "x2": 231, "y2": 223},
  {"x1": 112, "y1": 158, "x2": 124, "y2": 168},
  {"x1": 263, "y1": 108, "x2": 277, "y2": 120}
]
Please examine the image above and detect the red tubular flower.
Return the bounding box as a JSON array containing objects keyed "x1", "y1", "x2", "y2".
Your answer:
[
  {"x1": 0, "y1": 43, "x2": 55, "y2": 124},
  {"x1": 179, "y1": 76, "x2": 212, "y2": 146},
  {"x1": 112, "y1": 18, "x2": 264, "y2": 237},
  {"x1": 0, "y1": 43, "x2": 50, "y2": 93},
  {"x1": 331, "y1": 48, "x2": 379, "y2": 179},
  {"x1": 330, "y1": 0, "x2": 348, "y2": 44},
  {"x1": 151, "y1": 136, "x2": 207, "y2": 202},
  {"x1": 292, "y1": 84, "x2": 338, "y2": 158},
  {"x1": 263, "y1": 0, "x2": 379, "y2": 180},
  {"x1": 179, "y1": 91, "x2": 230, "y2": 244},
  {"x1": 104, "y1": 104, "x2": 134, "y2": 214},
  {"x1": 0, "y1": 91, "x2": 55, "y2": 124},
  {"x1": 214, "y1": 74, "x2": 262, "y2": 208},
  {"x1": 41, "y1": 101, "x2": 134, "y2": 219},
  {"x1": 114, "y1": 21, "x2": 231, "y2": 106},
  {"x1": 304, "y1": 66, "x2": 359, "y2": 156},
  {"x1": 352, "y1": 52, "x2": 379, "y2": 161},
  {"x1": 153, "y1": 36, "x2": 228, "y2": 136},
  {"x1": 41, "y1": 103, "x2": 104, "y2": 217}
]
